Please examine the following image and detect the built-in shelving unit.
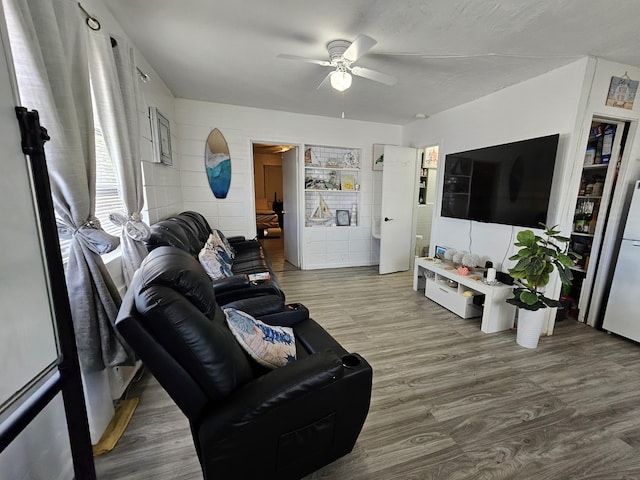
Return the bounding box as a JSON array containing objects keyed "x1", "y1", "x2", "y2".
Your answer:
[
  {"x1": 565, "y1": 119, "x2": 624, "y2": 322},
  {"x1": 304, "y1": 145, "x2": 360, "y2": 227}
]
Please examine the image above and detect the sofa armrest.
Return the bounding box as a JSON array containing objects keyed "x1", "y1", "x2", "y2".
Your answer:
[
  {"x1": 226, "y1": 235, "x2": 246, "y2": 243},
  {"x1": 211, "y1": 275, "x2": 251, "y2": 294},
  {"x1": 204, "y1": 350, "x2": 344, "y2": 434},
  {"x1": 223, "y1": 295, "x2": 286, "y2": 318},
  {"x1": 257, "y1": 303, "x2": 310, "y2": 327}
]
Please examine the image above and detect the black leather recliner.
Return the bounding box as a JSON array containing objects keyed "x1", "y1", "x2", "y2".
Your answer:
[
  {"x1": 116, "y1": 247, "x2": 373, "y2": 480},
  {"x1": 145, "y1": 211, "x2": 285, "y2": 304}
]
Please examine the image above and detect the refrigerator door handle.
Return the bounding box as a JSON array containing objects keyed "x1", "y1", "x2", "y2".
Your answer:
[{"x1": 633, "y1": 241, "x2": 640, "y2": 247}]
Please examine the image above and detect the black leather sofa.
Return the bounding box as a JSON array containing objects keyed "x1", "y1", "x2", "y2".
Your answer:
[
  {"x1": 116, "y1": 246, "x2": 373, "y2": 480},
  {"x1": 145, "y1": 211, "x2": 284, "y2": 304}
]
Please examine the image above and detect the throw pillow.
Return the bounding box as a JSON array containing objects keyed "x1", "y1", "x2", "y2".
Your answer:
[
  {"x1": 224, "y1": 307, "x2": 296, "y2": 369},
  {"x1": 209, "y1": 230, "x2": 235, "y2": 260},
  {"x1": 199, "y1": 245, "x2": 233, "y2": 280}
]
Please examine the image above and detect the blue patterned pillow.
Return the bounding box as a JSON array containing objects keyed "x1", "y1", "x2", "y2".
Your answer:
[
  {"x1": 223, "y1": 308, "x2": 296, "y2": 369},
  {"x1": 209, "y1": 230, "x2": 235, "y2": 260},
  {"x1": 198, "y1": 245, "x2": 233, "y2": 280}
]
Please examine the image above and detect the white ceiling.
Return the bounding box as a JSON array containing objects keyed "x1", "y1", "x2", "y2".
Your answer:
[{"x1": 106, "y1": 0, "x2": 640, "y2": 125}]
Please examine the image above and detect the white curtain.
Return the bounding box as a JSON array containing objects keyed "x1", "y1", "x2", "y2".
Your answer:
[
  {"x1": 88, "y1": 32, "x2": 149, "y2": 285},
  {"x1": 5, "y1": 0, "x2": 135, "y2": 372}
]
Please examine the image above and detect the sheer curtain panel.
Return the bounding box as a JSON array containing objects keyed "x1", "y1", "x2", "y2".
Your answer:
[
  {"x1": 88, "y1": 32, "x2": 149, "y2": 285},
  {"x1": 4, "y1": 0, "x2": 135, "y2": 371}
]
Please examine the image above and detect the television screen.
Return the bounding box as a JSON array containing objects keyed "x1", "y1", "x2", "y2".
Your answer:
[{"x1": 441, "y1": 134, "x2": 559, "y2": 228}]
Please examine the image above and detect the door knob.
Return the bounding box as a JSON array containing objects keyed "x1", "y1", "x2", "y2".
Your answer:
[{"x1": 384, "y1": 217, "x2": 393, "y2": 222}]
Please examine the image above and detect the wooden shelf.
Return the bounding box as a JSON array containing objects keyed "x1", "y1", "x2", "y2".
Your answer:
[
  {"x1": 305, "y1": 165, "x2": 359, "y2": 171},
  {"x1": 305, "y1": 189, "x2": 358, "y2": 193}
]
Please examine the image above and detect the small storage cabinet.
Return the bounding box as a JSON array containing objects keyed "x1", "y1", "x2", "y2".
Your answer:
[
  {"x1": 304, "y1": 145, "x2": 360, "y2": 227},
  {"x1": 414, "y1": 258, "x2": 516, "y2": 333},
  {"x1": 425, "y1": 273, "x2": 483, "y2": 319}
]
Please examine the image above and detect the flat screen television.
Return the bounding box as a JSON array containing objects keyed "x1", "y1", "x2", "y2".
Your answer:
[{"x1": 441, "y1": 134, "x2": 559, "y2": 228}]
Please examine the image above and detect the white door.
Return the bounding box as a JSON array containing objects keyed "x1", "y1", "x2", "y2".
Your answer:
[
  {"x1": 379, "y1": 145, "x2": 419, "y2": 274},
  {"x1": 282, "y1": 147, "x2": 299, "y2": 267}
]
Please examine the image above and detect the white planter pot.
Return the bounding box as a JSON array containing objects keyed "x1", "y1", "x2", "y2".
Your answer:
[{"x1": 516, "y1": 308, "x2": 545, "y2": 348}]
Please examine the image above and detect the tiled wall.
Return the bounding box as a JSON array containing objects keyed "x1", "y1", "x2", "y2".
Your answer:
[
  {"x1": 174, "y1": 100, "x2": 402, "y2": 270},
  {"x1": 138, "y1": 75, "x2": 183, "y2": 225},
  {"x1": 179, "y1": 126, "x2": 254, "y2": 237}
]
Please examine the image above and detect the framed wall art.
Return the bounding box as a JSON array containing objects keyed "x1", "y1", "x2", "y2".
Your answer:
[
  {"x1": 150, "y1": 107, "x2": 173, "y2": 165},
  {"x1": 372, "y1": 144, "x2": 384, "y2": 171},
  {"x1": 336, "y1": 209, "x2": 351, "y2": 226},
  {"x1": 606, "y1": 74, "x2": 639, "y2": 110}
]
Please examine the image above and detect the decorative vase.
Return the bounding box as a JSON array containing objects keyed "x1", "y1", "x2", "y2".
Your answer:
[{"x1": 516, "y1": 308, "x2": 545, "y2": 348}]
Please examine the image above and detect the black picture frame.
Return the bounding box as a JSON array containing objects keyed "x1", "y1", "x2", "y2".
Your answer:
[{"x1": 336, "y1": 209, "x2": 350, "y2": 226}]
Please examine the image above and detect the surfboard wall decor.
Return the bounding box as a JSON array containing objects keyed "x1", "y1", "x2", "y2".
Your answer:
[{"x1": 205, "y1": 128, "x2": 231, "y2": 199}]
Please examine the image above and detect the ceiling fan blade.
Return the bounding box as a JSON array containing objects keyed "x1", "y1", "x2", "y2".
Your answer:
[
  {"x1": 277, "y1": 53, "x2": 331, "y2": 67},
  {"x1": 343, "y1": 35, "x2": 377, "y2": 63},
  {"x1": 351, "y1": 66, "x2": 397, "y2": 86},
  {"x1": 316, "y1": 72, "x2": 332, "y2": 90}
]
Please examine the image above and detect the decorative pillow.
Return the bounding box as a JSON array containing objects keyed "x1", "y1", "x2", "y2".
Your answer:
[
  {"x1": 223, "y1": 307, "x2": 296, "y2": 369},
  {"x1": 203, "y1": 234, "x2": 233, "y2": 268},
  {"x1": 199, "y1": 245, "x2": 233, "y2": 280},
  {"x1": 208, "y1": 230, "x2": 235, "y2": 260}
]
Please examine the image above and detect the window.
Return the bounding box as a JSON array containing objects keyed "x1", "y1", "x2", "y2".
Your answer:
[
  {"x1": 56, "y1": 122, "x2": 125, "y2": 262},
  {"x1": 5, "y1": 6, "x2": 126, "y2": 264},
  {"x1": 94, "y1": 123, "x2": 125, "y2": 238}
]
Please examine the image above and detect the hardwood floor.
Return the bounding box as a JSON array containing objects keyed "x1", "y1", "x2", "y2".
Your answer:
[{"x1": 94, "y1": 246, "x2": 640, "y2": 479}]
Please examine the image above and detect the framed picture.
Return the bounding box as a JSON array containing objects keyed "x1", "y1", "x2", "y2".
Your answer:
[
  {"x1": 606, "y1": 75, "x2": 639, "y2": 110},
  {"x1": 336, "y1": 209, "x2": 350, "y2": 226},
  {"x1": 372, "y1": 144, "x2": 384, "y2": 171},
  {"x1": 423, "y1": 145, "x2": 439, "y2": 167},
  {"x1": 150, "y1": 107, "x2": 173, "y2": 165},
  {"x1": 341, "y1": 174, "x2": 355, "y2": 191}
]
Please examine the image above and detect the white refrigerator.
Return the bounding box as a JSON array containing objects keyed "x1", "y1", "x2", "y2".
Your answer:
[{"x1": 602, "y1": 180, "x2": 640, "y2": 341}]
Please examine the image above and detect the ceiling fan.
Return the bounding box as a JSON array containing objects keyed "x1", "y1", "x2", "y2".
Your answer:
[{"x1": 277, "y1": 35, "x2": 397, "y2": 92}]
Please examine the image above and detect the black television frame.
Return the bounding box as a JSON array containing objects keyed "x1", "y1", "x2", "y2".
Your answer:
[{"x1": 440, "y1": 134, "x2": 560, "y2": 228}]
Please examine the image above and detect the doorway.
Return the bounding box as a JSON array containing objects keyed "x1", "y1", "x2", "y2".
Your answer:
[
  {"x1": 252, "y1": 143, "x2": 300, "y2": 270},
  {"x1": 414, "y1": 145, "x2": 439, "y2": 258}
]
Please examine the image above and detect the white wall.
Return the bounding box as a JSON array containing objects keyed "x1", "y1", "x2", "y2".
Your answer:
[
  {"x1": 404, "y1": 59, "x2": 590, "y2": 269},
  {"x1": 175, "y1": 100, "x2": 402, "y2": 267},
  {"x1": 403, "y1": 59, "x2": 591, "y2": 334},
  {"x1": 404, "y1": 56, "x2": 640, "y2": 333}
]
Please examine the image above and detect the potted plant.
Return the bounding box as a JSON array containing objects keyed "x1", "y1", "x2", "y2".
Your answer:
[{"x1": 506, "y1": 224, "x2": 580, "y2": 348}]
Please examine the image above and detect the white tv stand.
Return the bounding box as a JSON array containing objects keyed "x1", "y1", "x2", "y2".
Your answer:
[{"x1": 413, "y1": 257, "x2": 516, "y2": 334}]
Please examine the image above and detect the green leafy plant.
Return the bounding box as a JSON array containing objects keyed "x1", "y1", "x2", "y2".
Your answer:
[{"x1": 506, "y1": 224, "x2": 581, "y2": 311}]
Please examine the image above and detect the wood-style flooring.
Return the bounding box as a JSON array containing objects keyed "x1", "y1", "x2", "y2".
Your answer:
[{"x1": 95, "y1": 238, "x2": 640, "y2": 479}]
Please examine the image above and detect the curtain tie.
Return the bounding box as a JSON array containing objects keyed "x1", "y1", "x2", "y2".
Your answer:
[
  {"x1": 74, "y1": 216, "x2": 121, "y2": 255},
  {"x1": 109, "y1": 211, "x2": 151, "y2": 241}
]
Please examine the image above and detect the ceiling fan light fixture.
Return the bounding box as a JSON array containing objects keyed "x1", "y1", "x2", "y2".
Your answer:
[{"x1": 330, "y1": 70, "x2": 352, "y2": 91}]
